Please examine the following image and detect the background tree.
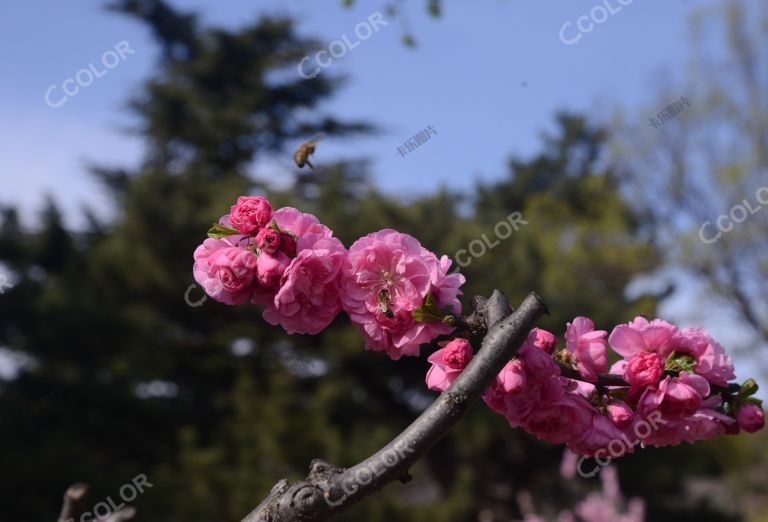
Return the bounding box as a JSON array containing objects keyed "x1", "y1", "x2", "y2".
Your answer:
[{"x1": 613, "y1": 0, "x2": 768, "y2": 374}]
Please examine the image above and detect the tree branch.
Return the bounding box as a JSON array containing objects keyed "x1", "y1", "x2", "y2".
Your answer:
[
  {"x1": 56, "y1": 483, "x2": 136, "y2": 522},
  {"x1": 241, "y1": 291, "x2": 548, "y2": 522},
  {"x1": 555, "y1": 361, "x2": 741, "y2": 396}
]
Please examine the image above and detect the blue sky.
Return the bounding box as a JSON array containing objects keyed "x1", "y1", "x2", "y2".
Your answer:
[{"x1": 0, "y1": 0, "x2": 709, "y2": 227}]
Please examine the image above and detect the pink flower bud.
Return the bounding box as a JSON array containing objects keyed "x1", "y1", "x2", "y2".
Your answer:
[
  {"x1": 624, "y1": 352, "x2": 663, "y2": 398},
  {"x1": 530, "y1": 328, "x2": 557, "y2": 354},
  {"x1": 229, "y1": 196, "x2": 273, "y2": 235},
  {"x1": 426, "y1": 338, "x2": 473, "y2": 392},
  {"x1": 607, "y1": 400, "x2": 633, "y2": 428},
  {"x1": 498, "y1": 358, "x2": 527, "y2": 393},
  {"x1": 736, "y1": 403, "x2": 765, "y2": 433},
  {"x1": 255, "y1": 228, "x2": 281, "y2": 254},
  {"x1": 256, "y1": 251, "x2": 290, "y2": 290},
  {"x1": 565, "y1": 317, "x2": 608, "y2": 383}
]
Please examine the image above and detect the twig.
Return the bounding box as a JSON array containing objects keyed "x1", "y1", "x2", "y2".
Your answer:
[
  {"x1": 58, "y1": 484, "x2": 89, "y2": 522},
  {"x1": 555, "y1": 361, "x2": 741, "y2": 396},
  {"x1": 240, "y1": 290, "x2": 548, "y2": 522},
  {"x1": 56, "y1": 483, "x2": 137, "y2": 522}
]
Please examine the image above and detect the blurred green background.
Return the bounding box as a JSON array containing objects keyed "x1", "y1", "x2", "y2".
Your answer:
[{"x1": 1, "y1": 1, "x2": 767, "y2": 521}]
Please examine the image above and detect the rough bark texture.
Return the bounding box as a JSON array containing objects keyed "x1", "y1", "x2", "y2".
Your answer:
[{"x1": 241, "y1": 290, "x2": 548, "y2": 522}]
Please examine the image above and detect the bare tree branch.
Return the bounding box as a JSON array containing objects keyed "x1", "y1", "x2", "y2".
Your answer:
[
  {"x1": 241, "y1": 290, "x2": 548, "y2": 522},
  {"x1": 56, "y1": 483, "x2": 136, "y2": 522}
]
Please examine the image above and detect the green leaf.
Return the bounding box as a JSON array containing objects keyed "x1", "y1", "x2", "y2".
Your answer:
[
  {"x1": 738, "y1": 378, "x2": 759, "y2": 398},
  {"x1": 207, "y1": 223, "x2": 239, "y2": 239},
  {"x1": 412, "y1": 288, "x2": 446, "y2": 323},
  {"x1": 664, "y1": 351, "x2": 696, "y2": 373}
]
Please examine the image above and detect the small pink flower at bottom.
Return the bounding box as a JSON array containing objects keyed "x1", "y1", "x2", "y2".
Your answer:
[
  {"x1": 193, "y1": 238, "x2": 258, "y2": 305},
  {"x1": 425, "y1": 338, "x2": 473, "y2": 392},
  {"x1": 736, "y1": 403, "x2": 765, "y2": 433}
]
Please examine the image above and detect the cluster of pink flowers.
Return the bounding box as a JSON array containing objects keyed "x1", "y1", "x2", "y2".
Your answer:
[
  {"x1": 193, "y1": 195, "x2": 464, "y2": 355},
  {"x1": 427, "y1": 317, "x2": 764, "y2": 456},
  {"x1": 195, "y1": 196, "x2": 763, "y2": 456}
]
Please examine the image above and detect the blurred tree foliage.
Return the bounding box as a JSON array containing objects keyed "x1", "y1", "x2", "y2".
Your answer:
[
  {"x1": 0, "y1": 1, "x2": 758, "y2": 521},
  {"x1": 613, "y1": 0, "x2": 768, "y2": 375}
]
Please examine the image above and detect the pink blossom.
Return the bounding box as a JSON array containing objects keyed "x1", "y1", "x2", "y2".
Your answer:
[
  {"x1": 504, "y1": 377, "x2": 566, "y2": 427},
  {"x1": 623, "y1": 352, "x2": 664, "y2": 398},
  {"x1": 425, "y1": 338, "x2": 473, "y2": 392},
  {"x1": 485, "y1": 372, "x2": 563, "y2": 425},
  {"x1": 675, "y1": 326, "x2": 735, "y2": 386},
  {"x1": 524, "y1": 393, "x2": 594, "y2": 445},
  {"x1": 251, "y1": 207, "x2": 333, "y2": 305},
  {"x1": 340, "y1": 229, "x2": 464, "y2": 360},
  {"x1": 562, "y1": 377, "x2": 596, "y2": 400},
  {"x1": 262, "y1": 237, "x2": 347, "y2": 335},
  {"x1": 680, "y1": 407, "x2": 732, "y2": 442},
  {"x1": 497, "y1": 358, "x2": 527, "y2": 393},
  {"x1": 608, "y1": 317, "x2": 678, "y2": 359},
  {"x1": 568, "y1": 413, "x2": 626, "y2": 457},
  {"x1": 736, "y1": 403, "x2": 765, "y2": 433},
  {"x1": 253, "y1": 251, "x2": 291, "y2": 300},
  {"x1": 479, "y1": 358, "x2": 528, "y2": 411},
  {"x1": 255, "y1": 227, "x2": 281, "y2": 254},
  {"x1": 272, "y1": 207, "x2": 332, "y2": 241},
  {"x1": 637, "y1": 374, "x2": 708, "y2": 422},
  {"x1": 193, "y1": 238, "x2": 258, "y2": 305},
  {"x1": 566, "y1": 317, "x2": 608, "y2": 382},
  {"x1": 607, "y1": 400, "x2": 634, "y2": 428},
  {"x1": 519, "y1": 331, "x2": 561, "y2": 379},
  {"x1": 228, "y1": 196, "x2": 272, "y2": 235},
  {"x1": 529, "y1": 327, "x2": 557, "y2": 354}
]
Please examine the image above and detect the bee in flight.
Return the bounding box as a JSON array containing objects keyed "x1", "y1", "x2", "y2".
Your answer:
[{"x1": 293, "y1": 133, "x2": 325, "y2": 170}]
